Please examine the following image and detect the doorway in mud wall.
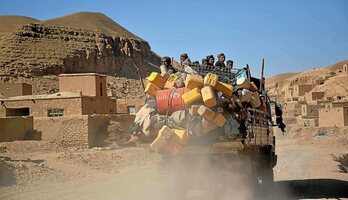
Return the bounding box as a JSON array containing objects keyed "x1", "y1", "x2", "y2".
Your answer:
[{"x1": 6, "y1": 108, "x2": 30, "y2": 117}]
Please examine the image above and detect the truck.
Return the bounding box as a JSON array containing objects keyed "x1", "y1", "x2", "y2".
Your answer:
[
  {"x1": 152, "y1": 61, "x2": 285, "y2": 199},
  {"x1": 136, "y1": 60, "x2": 286, "y2": 199}
]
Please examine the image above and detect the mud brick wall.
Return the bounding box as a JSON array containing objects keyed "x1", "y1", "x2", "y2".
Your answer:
[
  {"x1": 319, "y1": 107, "x2": 348, "y2": 127},
  {"x1": 0, "y1": 116, "x2": 33, "y2": 142},
  {"x1": 296, "y1": 117, "x2": 319, "y2": 127},
  {"x1": 0, "y1": 97, "x2": 83, "y2": 117},
  {"x1": 35, "y1": 115, "x2": 108, "y2": 148},
  {"x1": 59, "y1": 74, "x2": 107, "y2": 97},
  {"x1": 81, "y1": 97, "x2": 116, "y2": 115},
  {"x1": 116, "y1": 99, "x2": 144, "y2": 114},
  {"x1": 0, "y1": 83, "x2": 32, "y2": 97}
]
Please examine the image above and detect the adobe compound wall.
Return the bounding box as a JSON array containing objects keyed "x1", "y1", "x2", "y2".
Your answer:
[
  {"x1": 35, "y1": 115, "x2": 108, "y2": 148},
  {"x1": 0, "y1": 116, "x2": 34, "y2": 142}
]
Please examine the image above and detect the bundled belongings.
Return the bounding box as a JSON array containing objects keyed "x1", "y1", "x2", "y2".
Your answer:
[{"x1": 132, "y1": 61, "x2": 283, "y2": 156}]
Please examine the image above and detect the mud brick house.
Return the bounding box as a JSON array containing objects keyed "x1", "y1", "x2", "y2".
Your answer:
[
  {"x1": 304, "y1": 91, "x2": 325, "y2": 103},
  {"x1": 284, "y1": 101, "x2": 302, "y2": 117},
  {"x1": 326, "y1": 100, "x2": 348, "y2": 108},
  {"x1": 319, "y1": 106, "x2": 348, "y2": 127},
  {"x1": 0, "y1": 83, "x2": 32, "y2": 97},
  {"x1": 301, "y1": 104, "x2": 324, "y2": 118},
  {"x1": 0, "y1": 73, "x2": 118, "y2": 148},
  {"x1": 297, "y1": 104, "x2": 325, "y2": 126},
  {"x1": 335, "y1": 64, "x2": 348, "y2": 76},
  {"x1": 292, "y1": 84, "x2": 316, "y2": 100},
  {"x1": 0, "y1": 73, "x2": 116, "y2": 117}
]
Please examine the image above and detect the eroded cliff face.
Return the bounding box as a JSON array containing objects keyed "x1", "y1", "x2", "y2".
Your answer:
[{"x1": 0, "y1": 23, "x2": 160, "y2": 80}]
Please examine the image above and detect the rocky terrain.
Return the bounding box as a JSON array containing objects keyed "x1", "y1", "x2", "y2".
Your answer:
[{"x1": 0, "y1": 12, "x2": 161, "y2": 85}]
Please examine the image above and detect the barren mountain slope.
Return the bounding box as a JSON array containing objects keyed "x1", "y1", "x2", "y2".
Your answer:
[
  {"x1": 0, "y1": 12, "x2": 161, "y2": 83},
  {"x1": 42, "y1": 12, "x2": 143, "y2": 41},
  {"x1": 0, "y1": 16, "x2": 39, "y2": 33},
  {"x1": 266, "y1": 72, "x2": 298, "y2": 85}
]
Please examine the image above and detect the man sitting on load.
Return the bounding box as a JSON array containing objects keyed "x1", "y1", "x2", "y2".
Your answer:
[
  {"x1": 215, "y1": 53, "x2": 226, "y2": 69},
  {"x1": 160, "y1": 56, "x2": 177, "y2": 75}
]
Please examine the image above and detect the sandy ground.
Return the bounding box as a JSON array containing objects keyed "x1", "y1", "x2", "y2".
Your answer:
[{"x1": 0, "y1": 127, "x2": 347, "y2": 200}]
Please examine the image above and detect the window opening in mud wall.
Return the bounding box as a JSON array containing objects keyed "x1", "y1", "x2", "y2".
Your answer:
[
  {"x1": 128, "y1": 106, "x2": 136, "y2": 114},
  {"x1": 6, "y1": 107, "x2": 30, "y2": 117},
  {"x1": 100, "y1": 82, "x2": 103, "y2": 96},
  {"x1": 47, "y1": 109, "x2": 64, "y2": 117}
]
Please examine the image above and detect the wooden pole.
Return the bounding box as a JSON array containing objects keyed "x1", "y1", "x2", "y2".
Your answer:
[
  {"x1": 133, "y1": 63, "x2": 145, "y2": 91},
  {"x1": 259, "y1": 59, "x2": 265, "y2": 92},
  {"x1": 246, "y1": 64, "x2": 251, "y2": 81}
]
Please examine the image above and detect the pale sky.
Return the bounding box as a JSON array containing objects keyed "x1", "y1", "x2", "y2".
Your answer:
[{"x1": 1, "y1": 0, "x2": 347, "y2": 77}]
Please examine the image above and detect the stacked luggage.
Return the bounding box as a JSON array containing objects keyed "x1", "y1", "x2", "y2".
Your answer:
[{"x1": 136, "y1": 67, "x2": 267, "y2": 156}]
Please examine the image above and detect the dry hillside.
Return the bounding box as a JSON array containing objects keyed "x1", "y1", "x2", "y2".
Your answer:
[
  {"x1": 266, "y1": 72, "x2": 299, "y2": 85},
  {"x1": 42, "y1": 12, "x2": 143, "y2": 41},
  {"x1": 0, "y1": 16, "x2": 39, "y2": 33},
  {"x1": 0, "y1": 12, "x2": 161, "y2": 84},
  {"x1": 266, "y1": 60, "x2": 348, "y2": 102}
]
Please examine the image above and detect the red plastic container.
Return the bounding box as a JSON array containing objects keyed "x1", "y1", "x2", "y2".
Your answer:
[{"x1": 156, "y1": 88, "x2": 189, "y2": 115}]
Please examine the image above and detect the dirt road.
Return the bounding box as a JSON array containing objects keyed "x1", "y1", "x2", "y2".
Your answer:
[{"x1": 1, "y1": 129, "x2": 348, "y2": 200}]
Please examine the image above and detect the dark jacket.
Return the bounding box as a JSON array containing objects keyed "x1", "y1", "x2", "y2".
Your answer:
[{"x1": 215, "y1": 61, "x2": 226, "y2": 69}]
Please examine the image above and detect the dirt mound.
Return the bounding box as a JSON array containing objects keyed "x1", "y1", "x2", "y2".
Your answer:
[
  {"x1": 0, "y1": 16, "x2": 39, "y2": 33},
  {"x1": 42, "y1": 12, "x2": 143, "y2": 41}
]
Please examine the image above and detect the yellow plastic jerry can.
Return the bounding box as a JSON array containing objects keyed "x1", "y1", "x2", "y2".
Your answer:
[
  {"x1": 184, "y1": 74, "x2": 204, "y2": 89},
  {"x1": 201, "y1": 86, "x2": 217, "y2": 108},
  {"x1": 144, "y1": 82, "x2": 161, "y2": 97},
  {"x1": 181, "y1": 88, "x2": 202, "y2": 107},
  {"x1": 147, "y1": 72, "x2": 167, "y2": 89},
  {"x1": 215, "y1": 82, "x2": 234, "y2": 98},
  {"x1": 173, "y1": 129, "x2": 188, "y2": 144},
  {"x1": 204, "y1": 73, "x2": 219, "y2": 87},
  {"x1": 164, "y1": 74, "x2": 179, "y2": 89},
  {"x1": 150, "y1": 125, "x2": 174, "y2": 152}
]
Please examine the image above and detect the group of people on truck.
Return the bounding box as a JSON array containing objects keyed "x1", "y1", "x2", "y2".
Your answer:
[{"x1": 160, "y1": 53, "x2": 235, "y2": 76}]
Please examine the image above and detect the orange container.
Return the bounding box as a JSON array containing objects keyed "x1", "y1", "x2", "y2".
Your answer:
[
  {"x1": 201, "y1": 86, "x2": 217, "y2": 108},
  {"x1": 156, "y1": 88, "x2": 189, "y2": 115},
  {"x1": 215, "y1": 82, "x2": 233, "y2": 98},
  {"x1": 185, "y1": 74, "x2": 204, "y2": 89},
  {"x1": 147, "y1": 72, "x2": 167, "y2": 89}
]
